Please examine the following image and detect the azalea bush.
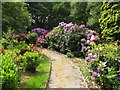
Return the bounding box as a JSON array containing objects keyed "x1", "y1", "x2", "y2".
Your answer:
[
  {"x1": 31, "y1": 28, "x2": 48, "y2": 47},
  {"x1": 85, "y1": 42, "x2": 120, "y2": 89},
  {"x1": 45, "y1": 22, "x2": 98, "y2": 57}
]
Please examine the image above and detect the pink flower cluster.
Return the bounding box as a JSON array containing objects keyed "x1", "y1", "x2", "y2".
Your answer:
[
  {"x1": 85, "y1": 53, "x2": 98, "y2": 62},
  {"x1": 80, "y1": 28, "x2": 99, "y2": 52}
]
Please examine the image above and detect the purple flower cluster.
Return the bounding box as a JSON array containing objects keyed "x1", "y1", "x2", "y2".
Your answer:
[
  {"x1": 92, "y1": 72, "x2": 98, "y2": 76},
  {"x1": 79, "y1": 25, "x2": 85, "y2": 28},
  {"x1": 85, "y1": 53, "x2": 98, "y2": 62},
  {"x1": 92, "y1": 68, "x2": 102, "y2": 77},
  {"x1": 59, "y1": 22, "x2": 78, "y2": 33},
  {"x1": 31, "y1": 28, "x2": 49, "y2": 44},
  {"x1": 116, "y1": 76, "x2": 120, "y2": 80},
  {"x1": 37, "y1": 36, "x2": 48, "y2": 44},
  {"x1": 31, "y1": 28, "x2": 48, "y2": 35},
  {"x1": 81, "y1": 38, "x2": 86, "y2": 41},
  {"x1": 59, "y1": 22, "x2": 67, "y2": 27},
  {"x1": 80, "y1": 27, "x2": 98, "y2": 52}
]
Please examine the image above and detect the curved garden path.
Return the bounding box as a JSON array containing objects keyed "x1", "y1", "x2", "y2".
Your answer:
[{"x1": 36, "y1": 48, "x2": 88, "y2": 88}]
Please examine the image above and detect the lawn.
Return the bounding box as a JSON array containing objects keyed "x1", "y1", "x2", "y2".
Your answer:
[{"x1": 20, "y1": 55, "x2": 51, "y2": 88}]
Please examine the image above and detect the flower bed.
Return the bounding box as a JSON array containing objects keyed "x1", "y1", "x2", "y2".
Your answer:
[
  {"x1": 85, "y1": 42, "x2": 120, "y2": 89},
  {"x1": 1, "y1": 30, "x2": 49, "y2": 88}
]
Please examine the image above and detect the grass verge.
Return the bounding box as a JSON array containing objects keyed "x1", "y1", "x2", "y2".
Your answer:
[
  {"x1": 20, "y1": 55, "x2": 51, "y2": 88},
  {"x1": 72, "y1": 57, "x2": 99, "y2": 88}
]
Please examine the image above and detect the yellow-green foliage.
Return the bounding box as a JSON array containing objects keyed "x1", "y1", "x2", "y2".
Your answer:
[{"x1": 99, "y1": 2, "x2": 120, "y2": 40}]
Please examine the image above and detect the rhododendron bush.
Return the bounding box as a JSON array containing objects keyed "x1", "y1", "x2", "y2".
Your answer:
[
  {"x1": 85, "y1": 42, "x2": 120, "y2": 88},
  {"x1": 45, "y1": 22, "x2": 99, "y2": 57}
]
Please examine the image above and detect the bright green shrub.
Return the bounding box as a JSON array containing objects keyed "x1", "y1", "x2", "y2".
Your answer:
[
  {"x1": 14, "y1": 55, "x2": 26, "y2": 74},
  {"x1": 1, "y1": 54, "x2": 19, "y2": 88},
  {"x1": 86, "y1": 42, "x2": 120, "y2": 89},
  {"x1": 99, "y1": 2, "x2": 120, "y2": 40},
  {"x1": 23, "y1": 51, "x2": 42, "y2": 72},
  {"x1": 2, "y1": 49, "x2": 26, "y2": 74}
]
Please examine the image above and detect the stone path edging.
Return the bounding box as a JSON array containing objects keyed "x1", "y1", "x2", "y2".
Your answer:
[{"x1": 36, "y1": 48, "x2": 88, "y2": 88}]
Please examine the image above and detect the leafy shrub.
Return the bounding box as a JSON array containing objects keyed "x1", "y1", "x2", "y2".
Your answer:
[
  {"x1": 2, "y1": 29, "x2": 19, "y2": 49},
  {"x1": 45, "y1": 22, "x2": 97, "y2": 57},
  {"x1": 26, "y1": 32, "x2": 38, "y2": 44},
  {"x1": 85, "y1": 42, "x2": 120, "y2": 89},
  {"x1": 14, "y1": 55, "x2": 26, "y2": 74},
  {"x1": 99, "y1": 2, "x2": 120, "y2": 40},
  {"x1": 1, "y1": 54, "x2": 19, "y2": 88},
  {"x1": 23, "y1": 51, "x2": 42, "y2": 72},
  {"x1": 2, "y1": 49, "x2": 26, "y2": 74}
]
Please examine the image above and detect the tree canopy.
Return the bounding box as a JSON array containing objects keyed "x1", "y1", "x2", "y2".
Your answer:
[{"x1": 2, "y1": 2, "x2": 32, "y2": 33}]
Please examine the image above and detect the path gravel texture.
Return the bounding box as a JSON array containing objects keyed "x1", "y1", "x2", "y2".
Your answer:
[{"x1": 37, "y1": 48, "x2": 88, "y2": 88}]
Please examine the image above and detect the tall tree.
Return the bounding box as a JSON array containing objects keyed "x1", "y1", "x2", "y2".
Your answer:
[
  {"x1": 70, "y1": 2, "x2": 88, "y2": 25},
  {"x1": 2, "y1": 2, "x2": 32, "y2": 33},
  {"x1": 99, "y1": 2, "x2": 120, "y2": 40},
  {"x1": 26, "y1": 2, "x2": 71, "y2": 30},
  {"x1": 86, "y1": 2, "x2": 102, "y2": 34}
]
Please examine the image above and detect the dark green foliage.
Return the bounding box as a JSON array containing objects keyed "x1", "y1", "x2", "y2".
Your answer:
[
  {"x1": 26, "y1": 2, "x2": 71, "y2": 30},
  {"x1": 26, "y1": 32, "x2": 38, "y2": 44},
  {"x1": 86, "y1": 2, "x2": 102, "y2": 34},
  {"x1": 70, "y1": 2, "x2": 88, "y2": 25},
  {"x1": 2, "y1": 2, "x2": 32, "y2": 33},
  {"x1": 99, "y1": 2, "x2": 120, "y2": 40}
]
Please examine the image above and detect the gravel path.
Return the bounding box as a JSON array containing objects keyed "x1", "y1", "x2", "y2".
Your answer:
[{"x1": 37, "y1": 48, "x2": 88, "y2": 88}]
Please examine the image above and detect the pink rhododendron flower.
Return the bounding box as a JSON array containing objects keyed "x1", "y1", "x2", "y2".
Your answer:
[
  {"x1": 93, "y1": 55, "x2": 98, "y2": 58},
  {"x1": 87, "y1": 37, "x2": 90, "y2": 39},
  {"x1": 116, "y1": 77, "x2": 120, "y2": 80},
  {"x1": 88, "y1": 53, "x2": 92, "y2": 56},
  {"x1": 97, "y1": 68, "x2": 101, "y2": 72},
  {"x1": 92, "y1": 72, "x2": 98, "y2": 76},
  {"x1": 79, "y1": 25, "x2": 85, "y2": 28},
  {"x1": 87, "y1": 33, "x2": 93, "y2": 36},
  {"x1": 90, "y1": 35, "x2": 96, "y2": 41},
  {"x1": 85, "y1": 57, "x2": 90, "y2": 60},
  {"x1": 81, "y1": 38, "x2": 86, "y2": 41},
  {"x1": 89, "y1": 55, "x2": 93, "y2": 59},
  {"x1": 86, "y1": 40, "x2": 90, "y2": 43},
  {"x1": 90, "y1": 59, "x2": 94, "y2": 62},
  {"x1": 82, "y1": 46, "x2": 87, "y2": 50}
]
